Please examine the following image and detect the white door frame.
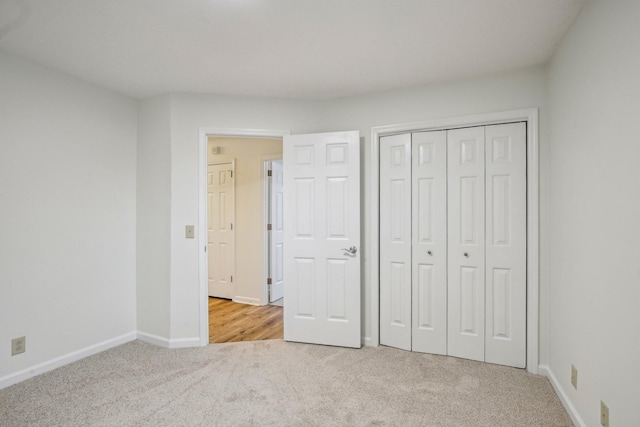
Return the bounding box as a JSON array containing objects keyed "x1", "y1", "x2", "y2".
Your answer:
[
  {"x1": 198, "y1": 128, "x2": 290, "y2": 346},
  {"x1": 370, "y1": 108, "x2": 540, "y2": 374}
]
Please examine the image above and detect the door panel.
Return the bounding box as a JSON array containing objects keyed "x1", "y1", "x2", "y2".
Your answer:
[
  {"x1": 485, "y1": 122, "x2": 526, "y2": 368},
  {"x1": 380, "y1": 133, "x2": 412, "y2": 351},
  {"x1": 270, "y1": 160, "x2": 284, "y2": 302},
  {"x1": 208, "y1": 163, "x2": 235, "y2": 299},
  {"x1": 283, "y1": 131, "x2": 360, "y2": 348},
  {"x1": 447, "y1": 127, "x2": 485, "y2": 362},
  {"x1": 411, "y1": 131, "x2": 447, "y2": 355}
]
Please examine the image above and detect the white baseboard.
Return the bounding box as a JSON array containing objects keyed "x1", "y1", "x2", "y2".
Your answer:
[
  {"x1": 233, "y1": 296, "x2": 261, "y2": 306},
  {"x1": 539, "y1": 364, "x2": 586, "y2": 427},
  {"x1": 136, "y1": 332, "x2": 201, "y2": 349},
  {"x1": 168, "y1": 337, "x2": 201, "y2": 348},
  {"x1": 137, "y1": 331, "x2": 171, "y2": 347},
  {"x1": 0, "y1": 331, "x2": 136, "y2": 390}
]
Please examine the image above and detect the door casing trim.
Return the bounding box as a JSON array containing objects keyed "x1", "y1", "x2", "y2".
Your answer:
[{"x1": 370, "y1": 109, "x2": 539, "y2": 374}]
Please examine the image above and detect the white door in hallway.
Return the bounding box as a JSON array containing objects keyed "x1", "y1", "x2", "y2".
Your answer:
[
  {"x1": 208, "y1": 162, "x2": 235, "y2": 299},
  {"x1": 269, "y1": 159, "x2": 284, "y2": 303},
  {"x1": 283, "y1": 131, "x2": 361, "y2": 348}
]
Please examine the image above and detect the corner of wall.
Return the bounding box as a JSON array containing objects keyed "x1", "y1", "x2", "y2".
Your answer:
[{"x1": 539, "y1": 365, "x2": 586, "y2": 427}]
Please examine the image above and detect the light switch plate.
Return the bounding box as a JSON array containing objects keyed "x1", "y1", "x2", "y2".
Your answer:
[{"x1": 185, "y1": 225, "x2": 195, "y2": 239}]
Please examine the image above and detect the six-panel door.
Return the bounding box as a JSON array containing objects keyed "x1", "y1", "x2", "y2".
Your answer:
[
  {"x1": 208, "y1": 163, "x2": 235, "y2": 299},
  {"x1": 283, "y1": 131, "x2": 361, "y2": 348}
]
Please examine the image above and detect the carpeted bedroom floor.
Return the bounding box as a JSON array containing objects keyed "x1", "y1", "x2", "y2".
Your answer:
[{"x1": 0, "y1": 339, "x2": 572, "y2": 426}]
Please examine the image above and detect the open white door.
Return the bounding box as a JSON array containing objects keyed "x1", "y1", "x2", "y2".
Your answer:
[
  {"x1": 269, "y1": 160, "x2": 284, "y2": 302},
  {"x1": 283, "y1": 131, "x2": 361, "y2": 348}
]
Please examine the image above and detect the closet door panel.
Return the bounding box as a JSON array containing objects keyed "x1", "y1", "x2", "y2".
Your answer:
[
  {"x1": 447, "y1": 126, "x2": 485, "y2": 362},
  {"x1": 380, "y1": 134, "x2": 412, "y2": 351},
  {"x1": 411, "y1": 131, "x2": 447, "y2": 355},
  {"x1": 485, "y1": 122, "x2": 527, "y2": 368}
]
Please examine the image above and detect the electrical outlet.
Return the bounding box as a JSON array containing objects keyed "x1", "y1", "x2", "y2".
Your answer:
[
  {"x1": 185, "y1": 225, "x2": 195, "y2": 239},
  {"x1": 11, "y1": 336, "x2": 25, "y2": 356},
  {"x1": 601, "y1": 400, "x2": 609, "y2": 427},
  {"x1": 571, "y1": 365, "x2": 578, "y2": 389}
]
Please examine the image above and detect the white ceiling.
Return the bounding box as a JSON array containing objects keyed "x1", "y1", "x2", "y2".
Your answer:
[{"x1": 0, "y1": 0, "x2": 586, "y2": 100}]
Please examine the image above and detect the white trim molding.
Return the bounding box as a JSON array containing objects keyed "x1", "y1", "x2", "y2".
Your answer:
[
  {"x1": 137, "y1": 332, "x2": 202, "y2": 349},
  {"x1": 198, "y1": 128, "x2": 290, "y2": 346},
  {"x1": 370, "y1": 108, "x2": 540, "y2": 374},
  {"x1": 233, "y1": 296, "x2": 262, "y2": 306},
  {"x1": 539, "y1": 365, "x2": 586, "y2": 427},
  {"x1": 0, "y1": 332, "x2": 137, "y2": 390},
  {"x1": 137, "y1": 331, "x2": 171, "y2": 347}
]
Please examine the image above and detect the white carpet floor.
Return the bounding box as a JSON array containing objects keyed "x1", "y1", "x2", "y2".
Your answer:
[{"x1": 0, "y1": 340, "x2": 572, "y2": 426}]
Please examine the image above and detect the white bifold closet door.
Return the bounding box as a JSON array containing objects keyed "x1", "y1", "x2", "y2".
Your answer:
[
  {"x1": 447, "y1": 126, "x2": 486, "y2": 362},
  {"x1": 379, "y1": 130, "x2": 448, "y2": 354},
  {"x1": 379, "y1": 133, "x2": 412, "y2": 351},
  {"x1": 484, "y1": 123, "x2": 526, "y2": 367},
  {"x1": 411, "y1": 131, "x2": 448, "y2": 355},
  {"x1": 380, "y1": 122, "x2": 526, "y2": 368}
]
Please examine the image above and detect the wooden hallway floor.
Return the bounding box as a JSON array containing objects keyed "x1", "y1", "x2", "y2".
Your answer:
[{"x1": 209, "y1": 297, "x2": 284, "y2": 343}]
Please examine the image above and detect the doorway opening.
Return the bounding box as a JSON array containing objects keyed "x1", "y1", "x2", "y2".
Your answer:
[{"x1": 199, "y1": 129, "x2": 290, "y2": 345}]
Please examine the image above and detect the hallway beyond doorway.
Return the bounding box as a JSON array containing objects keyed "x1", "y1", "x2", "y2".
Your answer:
[{"x1": 209, "y1": 297, "x2": 283, "y2": 343}]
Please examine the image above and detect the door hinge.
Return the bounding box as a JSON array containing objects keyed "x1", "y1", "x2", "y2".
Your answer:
[
  {"x1": 230, "y1": 171, "x2": 233, "y2": 178},
  {"x1": 230, "y1": 223, "x2": 233, "y2": 230},
  {"x1": 204, "y1": 246, "x2": 207, "y2": 252},
  {"x1": 230, "y1": 275, "x2": 233, "y2": 283},
  {"x1": 267, "y1": 278, "x2": 272, "y2": 285},
  {"x1": 267, "y1": 169, "x2": 272, "y2": 177},
  {"x1": 267, "y1": 223, "x2": 272, "y2": 231}
]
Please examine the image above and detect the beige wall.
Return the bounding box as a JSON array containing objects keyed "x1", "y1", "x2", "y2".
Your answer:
[{"x1": 207, "y1": 137, "x2": 283, "y2": 304}]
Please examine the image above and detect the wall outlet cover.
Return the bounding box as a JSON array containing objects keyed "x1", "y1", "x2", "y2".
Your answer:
[
  {"x1": 601, "y1": 400, "x2": 609, "y2": 427},
  {"x1": 11, "y1": 336, "x2": 26, "y2": 356}
]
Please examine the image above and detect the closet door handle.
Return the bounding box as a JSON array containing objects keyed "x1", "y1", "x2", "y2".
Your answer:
[
  {"x1": 464, "y1": 252, "x2": 469, "y2": 257},
  {"x1": 427, "y1": 250, "x2": 432, "y2": 256},
  {"x1": 341, "y1": 246, "x2": 357, "y2": 254}
]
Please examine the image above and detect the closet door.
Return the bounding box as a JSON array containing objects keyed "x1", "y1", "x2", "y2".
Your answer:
[
  {"x1": 380, "y1": 133, "x2": 412, "y2": 351},
  {"x1": 447, "y1": 127, "x2": 485, "y2": 362},
  {"x1": 485, "y1": 123, "x2": 527, "y2": 368},
  {"x1": 411, "y1": 131, "x2": 448, "y2": 355}
]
